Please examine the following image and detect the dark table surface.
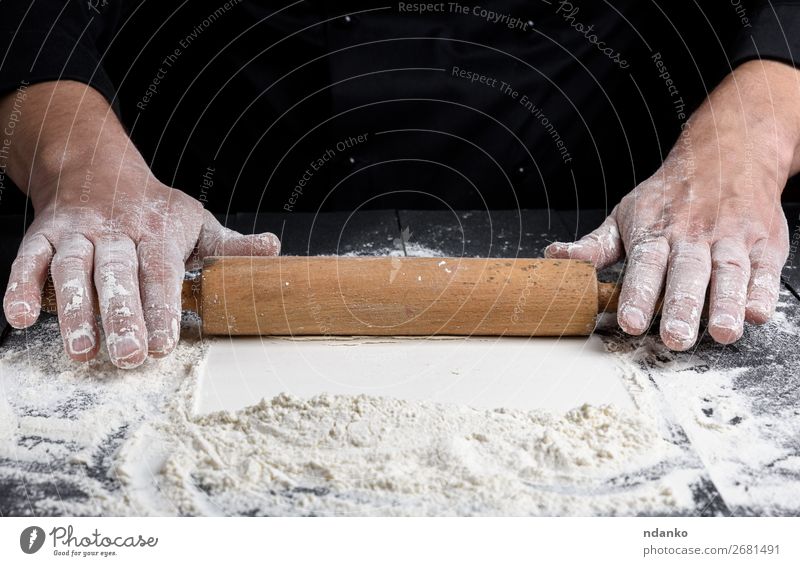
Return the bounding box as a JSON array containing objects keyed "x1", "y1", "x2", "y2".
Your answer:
[{"x1": 1, "y1": 207, "x2": 799, "y2": 516}]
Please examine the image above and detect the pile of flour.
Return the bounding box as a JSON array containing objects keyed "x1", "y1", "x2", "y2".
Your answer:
[{"x1": 115, "y1": 375, "x2": 692, "y2": 516}]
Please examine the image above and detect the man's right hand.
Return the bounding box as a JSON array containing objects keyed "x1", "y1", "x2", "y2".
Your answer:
[{"x1": 1, "y1": 81, "x2": 280, "y2": 369}]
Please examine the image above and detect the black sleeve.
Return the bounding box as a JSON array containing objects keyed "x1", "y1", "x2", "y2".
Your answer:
[
  {"x1": 0, "y1": 1, "x2": 123, "y2": 106},
  {"x1": 731, "y1": 1, "x2": 800, "y2": 68}
]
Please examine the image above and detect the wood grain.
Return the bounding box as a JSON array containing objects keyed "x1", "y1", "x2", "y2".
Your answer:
[{"x1": 200, "y1": 256, "x2": 600, "y2": 336}]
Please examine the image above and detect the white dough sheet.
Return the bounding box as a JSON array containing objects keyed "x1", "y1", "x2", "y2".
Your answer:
[{"x1": 197, "y1": 335, "x2": 635, "y2": 415}]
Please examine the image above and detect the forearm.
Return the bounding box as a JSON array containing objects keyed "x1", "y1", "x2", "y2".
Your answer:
[
  {"x1": 758, "y1": 60, "x2": 800, "y2": 176},
  {"x1": 698, "y1": 60, "x2": 800, "y2": 181},
  {"x1": 0, "y1": 80, "x2": 147, "y2": 208}
]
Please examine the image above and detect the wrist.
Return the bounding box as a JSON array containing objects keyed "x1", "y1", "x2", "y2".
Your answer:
[
  {"x1": 29, "y1": 157, "x2": 160, "y2": 215},
  {"x1": 733, "y1": 60, "x2": 800, "y2": 175},
  {"x1": 30, "y1": 124, "x2": 144, "y2": 200},
  {"x1": 0, "y1": 81, "x2": 145, "y2": 199}
]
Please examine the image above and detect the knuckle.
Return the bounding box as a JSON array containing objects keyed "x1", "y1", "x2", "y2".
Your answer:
[
  {"x1": 10, "y1": 255, "x2": 34, "y2": 272},
  {"x1": 639, "y1": 236, "x2": 669, "y2": 250},
  {"x1": 629, "y1": 243, "x2": 669, "y2": 269},
  {"x1": 95, "y1": 232, "x2": 125, "y2": 245},
  {"x1": 711, "y1": 238, "x2": 748, "y2": 268},
  {"x1": 669, "y1": 241, "x2": 710, "y2": 263},
  {"x1": 9, "y1": 259, "x2": 46, "y2": 282},
  {"x1": 95, "y1": 233, "x2": 136, "y2": 254},
  {"x1": 143, "y1": 303, "x2": 181, "y2": 320},
  {"x1": 138, "y1": 245, "x2": 183, "y2": 275},
  {"x1": 139, "y1": 270, "x2": 175, "y2": 288},
  {"x1": 19, "y1": 233, "x2": 52, "y2": 254},
  {"x1": 712, "y1": 256, "x2": 747, "y2": 272},
  {"x1": 104, "y1": 314, "x2": 143, "y2": 337},
  {"x1": 58, "y1": 280, "x2": 91, "y2": 313},
  {"x1": 52, "y1": 254, "x2": 91, "y2": 271},
  {"x1": 713, "y1": 281, "x2": 747, "y2": 303},
  {"x1": 711, "y1": 297, "x2": 745, "y2": 313},
  {"x1": 621, "y1": 287, "x2": 659, "y2": 307},
  {"x1": 621, "y1": 275, "x2": 663, "y2": 305},
  {"x1": 663, "y1": 295, "x2": 703, "y2": 319},
  {"x1": 669, "y1": 255, "x2": 709, "y2": 277},
  {"x1": 749, "y1": 269, "x2": 780, "y2": 292},
  {"x1": 95, "y1": 258, "x2": 137, "y2": 276},
  {"x1": 96, "y1": 282, "x2": 136, "y2": 315},
  {"x1": 55, "y1": 234, "x2": 93, "y2": 255},
  {"x1": 750, "y1": 240, "x2": 785, "y2": 269}
]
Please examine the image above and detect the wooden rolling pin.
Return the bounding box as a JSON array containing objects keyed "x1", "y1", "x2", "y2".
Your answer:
[{"x1": 41, "y1": 257, "x2": 621, "y2": 336}]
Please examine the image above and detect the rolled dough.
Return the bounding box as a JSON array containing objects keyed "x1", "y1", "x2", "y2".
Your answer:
[{"x1": 197, "y1": 335, "x2": 634, "y2": 414}]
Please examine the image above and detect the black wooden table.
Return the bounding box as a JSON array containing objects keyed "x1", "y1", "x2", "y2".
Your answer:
[{"x1": 1, "y1": 208, "x2": 799, "y2": 516}]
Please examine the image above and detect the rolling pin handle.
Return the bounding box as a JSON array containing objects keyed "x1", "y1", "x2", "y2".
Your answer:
[{"x1": 597, "y1": 281, "x2": 621, "y2": 313}]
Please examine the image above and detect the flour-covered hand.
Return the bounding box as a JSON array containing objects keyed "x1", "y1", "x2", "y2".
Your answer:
[
  {"x1": 1, "y1": 82, "x2": 280, "y2": 368},
  {"x1": 4, "y1": 179, "x2": 279, "y2": 368},
  {"x1": 546, "y1": 61, "x2": 797, "y2": 350}
]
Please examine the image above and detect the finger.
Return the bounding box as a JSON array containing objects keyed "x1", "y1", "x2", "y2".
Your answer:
[
  {"x1": 617, "y1": 237, "x2": 669, "y2": 335},
  {"x1": 3, "y1": 234, "x2": 54, "y2": 328},
  {"x1": 708, "y1": 240, "x2": 749, "y2": 344},
  {"x1": 51, "y1": 234, "x2": 100, "y2": 361},
  {"x1": 745, "y1": 239, "x2": 785, "y2": 324},
  {"x1": 188, "y1": 211, "x2": 281, "y2": 270},
  {"x1": 94, "y1": 235, "x2": 147, "y2": 369},
  {"x1": 138, "y1": 239, "x2": 183, "y2": 358},
  {"x1": 215, "y1": 229, "x2": 281, "y2": 256},
  {"x1": 545, "y1": 214, "x2": 623, "y2": 270},
  {"x1": 660, "y1": 242, "x2": 711, "y2": 351}
]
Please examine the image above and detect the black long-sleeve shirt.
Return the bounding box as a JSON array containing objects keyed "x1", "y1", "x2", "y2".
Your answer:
[{"x1": 1, "y1": 1, "x2": 798, "y2": 213}]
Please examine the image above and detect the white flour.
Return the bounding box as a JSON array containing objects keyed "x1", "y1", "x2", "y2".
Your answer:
[
  {"x1": 127, "y1": 391, "x2": 690, "y2": 516},
  {"x1": 12, "y1": 295, "x2": 800, "y2": 517},
  {"x1": 0, "y1": 317, "x2": 203, "y2": 516},
  {"x1": 4, "y1": 297, "x2": 800, "y2": 516},
  {"x1": 342, "y1": 242, "x2": 446, "y2": 258},
  {"x1": 0, "y1": 315, "x2": 699, "y2": 516}
]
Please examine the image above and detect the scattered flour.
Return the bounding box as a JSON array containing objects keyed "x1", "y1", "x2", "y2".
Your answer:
[
  {"x1": 342, "y1": 243, "x2": 446, "y2": 258},
  {"x1": 0, "y1": 315, "x2": 698, "y2": 516},
  {"x1": 12, "y1": 287, "x2": 800, "y2": 517},
  {"x1": 597, "y1": 293, "x2": 800, "y2": 516},
  {"x1": 0, "y1": 317, "x2": 202, "y2": 516},
  {"x1": 2, "y1": 240, "x2": 798, "y2": 517}
]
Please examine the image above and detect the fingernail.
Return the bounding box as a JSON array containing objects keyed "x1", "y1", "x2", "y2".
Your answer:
[
  {"x1": 746, "y1": 301, "x2": 771, "y2": 322},
  {"x1": 620, "y1": 304, "x2": 646, "y2": 333},
  {"x1": 67, "y1": 326, "x2": 96, "y2": 355},
  {"x1": 107, "y1": 333, "x2": 145, "y2": 369},
  {"x1": 665, "y1": 319, "x2": 693, "y2": 342},
  {"x1": 710, "y1": 313, "x2": 737, "y2": 330},
  {"x1": 6, "y1": 300, "x2": 32, "y2": 318},
  {"x1": 148, "y1": 329, "x2": 177, "y2": 356},
  {"x1": 5, "y1": 300, "x2": 36, "y2": 327}
]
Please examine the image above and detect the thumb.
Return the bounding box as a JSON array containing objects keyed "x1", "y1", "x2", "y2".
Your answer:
[
  {"x1": 192, "y1": 210, "x2": 280, "y2": 266},
  {"x1": 544, "y1": 213, "x2": 623, "y2": 270}
]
